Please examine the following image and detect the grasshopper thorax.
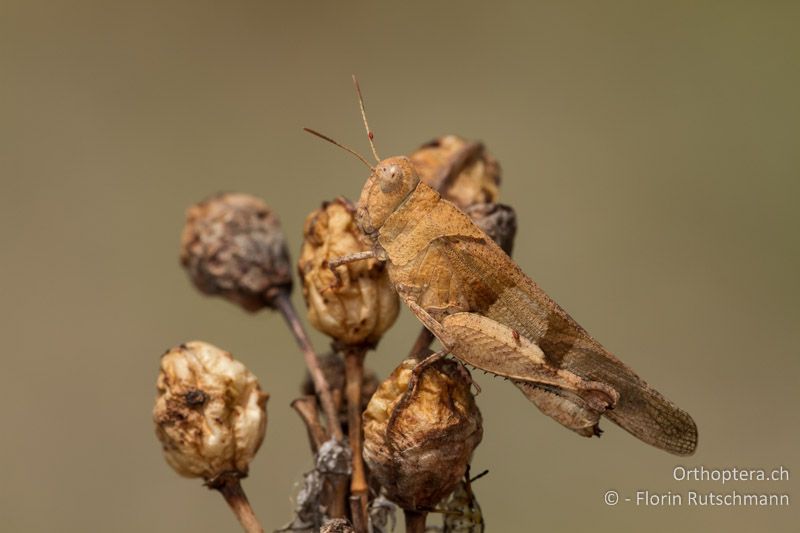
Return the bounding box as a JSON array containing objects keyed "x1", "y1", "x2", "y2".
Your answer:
[{"x1": 355, "y1": 155, "x2": 420, "y2": 237}]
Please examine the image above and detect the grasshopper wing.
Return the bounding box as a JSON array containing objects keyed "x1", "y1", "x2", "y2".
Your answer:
[{"x1": 438, "y1": 233, "x2": 698, "y2": 456}]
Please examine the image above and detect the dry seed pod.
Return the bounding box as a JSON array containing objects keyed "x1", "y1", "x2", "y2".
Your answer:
[
  {"x1": 180, "y1": 192, "x2": 292, "y2": 311},
  {"x1": 464, "y1": 203, "x2": 517, "y2": 256},
  {"x1": 363, "y1": 358, "x2": 483, "y2": 511},
  {"x1": 409, "y1": 135, "x2": 501, "y2": 210},
  {"x1": 153, "y1": 341, "x2": 269, "y2": 482},
  {"x1": 299, "y1": 197, "x2": 399, "y2": 347}
]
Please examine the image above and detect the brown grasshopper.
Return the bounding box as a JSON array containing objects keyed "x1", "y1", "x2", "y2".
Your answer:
[{"x1": 305, "y1": 78, "x2": 698, "y2": 456}]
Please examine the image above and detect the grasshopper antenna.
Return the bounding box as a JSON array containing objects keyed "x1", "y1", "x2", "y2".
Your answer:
[
  {"x1": 303, "y1": 127, "x2": 374, "y2": 170},
  {"x1": 352, "y1": 75, "x2": 381, "y2": 162}
]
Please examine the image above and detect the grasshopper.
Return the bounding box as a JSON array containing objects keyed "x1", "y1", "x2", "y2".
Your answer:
[{"x1": 305, "y1": 78, "x2": 697, "y2": 456}]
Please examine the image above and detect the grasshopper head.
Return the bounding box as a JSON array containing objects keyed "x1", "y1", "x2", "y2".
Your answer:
[
  {"x1": 305, "y1": 78, "x2": 420, "y2": 237},
  {"x1": 356, "y1": 156, "x2": 420, "y2": 236}
]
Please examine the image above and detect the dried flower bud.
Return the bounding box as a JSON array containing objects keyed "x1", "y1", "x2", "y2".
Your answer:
[
  {"x1": 363, "y1": 358, "x2": 483, "y2": 511},
  {"x1": 180, "y1": 192, "x2": 292, "y2": 311},
  {"x1": 464, "y1": 203, "x2": 518, "y2": 256},
  {"x1": 301, "y1": 352, "x2": 379, "y2": 423},
  {"x1": 153, "y1": 341, "x2": 269, "y2": 482},
  {"x1": 299, "y1": 198, "x2": 399, "y2": 347},
  {"x1": 409, "y1": 135, "x2": 501, "y2": 209}
]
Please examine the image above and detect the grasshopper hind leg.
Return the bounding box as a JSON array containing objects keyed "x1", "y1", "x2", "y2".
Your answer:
[
  {"x1": 386, "y1": 347, "x2": 450, "y2": 439},
  {"x1": 398, "y1": 296, "x2": 482, "y2": 389}
]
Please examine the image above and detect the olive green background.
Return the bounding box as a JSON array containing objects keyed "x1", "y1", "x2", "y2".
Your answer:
[{"x1": 1, "y1": 1, "x2": 798, "y2": 531}]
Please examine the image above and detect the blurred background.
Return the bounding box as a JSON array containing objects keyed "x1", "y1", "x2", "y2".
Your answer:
[{"x1": 1, "y1": 1, "x2": 798, "y2": 531}]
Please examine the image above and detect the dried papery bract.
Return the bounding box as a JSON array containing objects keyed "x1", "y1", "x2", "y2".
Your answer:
[
  {"x1": 363, "y1": 358, "x2": 483, "y2": 530},
  {"x1": 299, "y1": 197, "x2": 400, "y2": 531},
  {"x1": 153, "y1": 341, "x2": 268, "y2": 533},
  {"x1": 299, "y1": 197, "x2": 399, "y2": 348},
  {"x1": 180, "y1": 193, "x2": 292, "y2": 311},
  {"x1": 409, "y1": 135, "x2": 500, "y2": 210}
]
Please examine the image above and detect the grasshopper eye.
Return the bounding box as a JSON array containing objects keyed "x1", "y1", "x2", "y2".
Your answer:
[{"x1": 378, "y1": 164, "x2": 404, "y2": 193}]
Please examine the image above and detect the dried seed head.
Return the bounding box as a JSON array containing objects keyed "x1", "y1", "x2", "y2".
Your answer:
[
  {"x1": 409, "y1": 135, "x2": 501, "y2": 209},
  {"x1": 299, "y1": 198, "x2": 399, "y2": 347},
  {"x1": 180, "y1": 192, "x2": 293, "y2": 311},
  {"x1": 363, "y1": 358, "x2": 483, "y2": 511},
  {"x1": 464, "y1": 203, "x2": 518, "y2": 256},
  {"x1": 153, "y1": 341, "x2": 269, "y2": 482},
  {"x1": 301, "y1": 352, "x2": 380, "y2": 424}
]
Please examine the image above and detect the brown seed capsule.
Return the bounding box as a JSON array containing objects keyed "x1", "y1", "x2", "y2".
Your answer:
[
  {"x1": 180, "y1": 192, "x2": 293, "y2": 311},
  {"x1": 409, "y1": 135, "x2": 501, "y2": 210},
  {"x1": 362, "y1": 358, "x2": 483, "y2": 511},
  {"x1": 298, "y1": 197, "x2": 399, "y2": 347},
  {"x1": 464, "y1": 202, "x2": 518, "y2": 256},
  {"x1": 153, "y1": 341, "x2": 269, "y2": 482}
]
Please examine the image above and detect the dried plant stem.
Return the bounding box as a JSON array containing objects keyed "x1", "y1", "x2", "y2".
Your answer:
[
  {"x1": 291, "y1": 396, "x2": 326, "y2": 453},
  {"x1": 403, "y1": 510, "x2": 427, "y2": 533},
  {"x1": 214, "y1": 476, "x2": 264, "y2": 533},
  {"x1": 291, "y1": 397, "x2": 348, "y2": 521},
  {"x1": 349, "y1": 495, "x2": 368, "y2": 533},
  {"x1": 344, "y1": 347, "x2": 369, "y2": 533},
  {"x1": 408, "y1": 327, "x2": 434, "y2": 360},
  {"x1": 275, "y1": 290, "x2": 344, "y2": 442},
  {"x1": 327, "y1": 476, "x2": 349, "y2": 519}
]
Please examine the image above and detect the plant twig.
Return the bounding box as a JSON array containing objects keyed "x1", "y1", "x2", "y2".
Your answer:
[
  {"x1": 349, "y1": 495, "x2": 368, "y2": 533},
  {"x1": 212, "y1": 475, "x2": 264, "y2": 533},
  {"x1": 275, "y1": 290, "x2": 344, "y2": 442},
  {"x1": 291, "y1": 396, "x2": 327, "y2": 453},
  {"x1": 326, "y1": 476, "x2": 349, "y2": 519},
  {"x1": 291, "y1": 398, "x2": 349, "y2": 522},
  {"x1": 344, "y1": 346, "x2": 369, "y2": 532},
  {"x1": 403, "y1": 509, "x2": 427, "y2": 533}
]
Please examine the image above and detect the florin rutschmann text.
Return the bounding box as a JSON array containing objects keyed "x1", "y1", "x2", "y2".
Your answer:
[{"x1": 603, "y1": 466, "x2": 790, "y2": 507}]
